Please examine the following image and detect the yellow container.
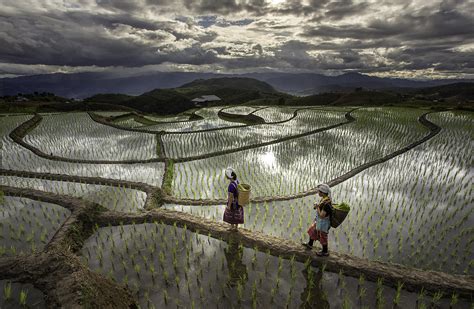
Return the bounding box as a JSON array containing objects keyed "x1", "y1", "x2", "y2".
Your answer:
[{"x1": 237, "y1": 183, "x2": 251, "y2": 206}]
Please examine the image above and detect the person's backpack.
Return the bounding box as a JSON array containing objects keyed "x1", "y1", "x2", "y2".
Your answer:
[
  {"x1": 328, "y1": 203, "x2": 335, "y2": 229},
  {"x1": 330, "y1": 202, "x2": 350, "y2": 228},
  {"x1": 231, "y1": 180, "x2": 251, "y2": 207}
]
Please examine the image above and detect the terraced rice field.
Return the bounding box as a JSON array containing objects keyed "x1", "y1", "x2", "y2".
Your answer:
[
  {"x1": 23, "y1": 113, "x2": 156, "y2": 161},
  {"x1": 0, "y1": 196, "x2": 70, "y2": 256},
  {"x1": 0, "y1": 106, "x2": 472, "y2": 308}
]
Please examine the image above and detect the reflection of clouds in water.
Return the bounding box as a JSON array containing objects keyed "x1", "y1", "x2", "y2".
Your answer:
[{"x1": 3, "y1": 132, "x2": 164, "y2": 186}]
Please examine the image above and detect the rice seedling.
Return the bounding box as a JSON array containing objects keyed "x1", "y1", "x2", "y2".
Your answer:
[
  {"x1": 251, "y1": 280, "x2": 258, "y2": 308},
  {"x1": 450, "y1": 293, "x2": 459, "y2": 308},
  {"x1": 375, "y1": 278, "x2": 385, "y2": 309},
  {"x1": 342, "y1": 293, "x2": 351, "y2": 309},
  {"x1": 431, "y1": 291, "x2": 443, "y2": 307},
  {"x1": 393, "y1": 281, "x2": 404, "y2": 306},
  {"x1": 3, "y1": 282, "x2": 12, "y2": 301},
  {"x1": 18, "y1": 289, "x2": 28, "y2": 307}
]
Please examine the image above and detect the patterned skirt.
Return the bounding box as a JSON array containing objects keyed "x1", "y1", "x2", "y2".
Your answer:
[
  {"x1": 307, "y1": 224, "x2": 328, "y2": 245},
  {"x1": 223, "y1": 204, "x2": 244, "y2": 224}
]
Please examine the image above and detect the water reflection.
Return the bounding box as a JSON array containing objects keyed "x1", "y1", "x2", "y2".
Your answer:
[
  {"x1": 300, "y1": 266, "x2": 330, "y2": 309},
  {"x1": 224, "y1": 238, "x2": 248, "y2": 288},
  {"x1": 259, "y1": 151, "x2": 277, "y2": 168}
]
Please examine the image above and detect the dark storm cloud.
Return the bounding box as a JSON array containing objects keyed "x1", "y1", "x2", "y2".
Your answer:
[
  {"x1": 0, "y1": 0, "x2": 473, "y2": 77},
  {"x1": 252, "y1": 44, "x2": 263, "y2": 55},
  {"x1": 64, "y1": 11, "x2": 164, "y2": 31},
  {"x1": 298, "y1": 0, "x2": 474, "y2": 75},
  {"x1": 94, "y1": 0, "x2": 143, "y2": 12},
  {"x1": 303, "y1": 2, "x2": 474, "y2": 40},
  {"x1": 386, "y1": 46, "x2": 474, "y2": 71},
  {"x1": 0, "y1": 9, "x2": 220, "y2": 67},
  {"x1": 175, "y1": 0, "x2": 332, "y2": 16},
  {"x1": 182, "y1": 0, "x2": 267, "y2": 15},
  {"x1": 197, "y1": 15, "x2": 254, "y2": 28},
  {"x1": 323, "y1": 0, "x2": 369, "y2": 20}
]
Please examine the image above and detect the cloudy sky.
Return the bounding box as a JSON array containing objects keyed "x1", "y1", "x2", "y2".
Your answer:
[{"x1": 1, "y1": 0, "x2": 473, "y2": 79}]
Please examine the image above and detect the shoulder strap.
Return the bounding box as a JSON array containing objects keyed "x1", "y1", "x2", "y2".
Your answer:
[{"x1": 230, "y1": 181, "x2": 238, "y2": 191}]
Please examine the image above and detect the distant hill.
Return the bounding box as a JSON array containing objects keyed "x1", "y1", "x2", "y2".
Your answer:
[
  {"x1": 120, "y1": 89, "x2": 193, "y2": 114},
  {"x1": 175, "y1": 77, "x2": 283, "y2": 105},
  {"x1": 288, "y1": 82, "x2": 473, "y2": 107},
  {"x1": 260, "y1": 72, "x2": 474, "y2": 95},
  {"x1": 330, "y1": 90, "x2": 403, "y2": 106},
  {"x1": 413, "y1": 82, "x2": 474, "y2": 101},
  {"x1": 287, "y1": 90, "x2": 402, "y2": 106},
  {"x1": 1, "y1": 71, "x2": 472, "y2": 98},
  {"x1": 0, "y1": 91, "x2": 68, "y2": 103},
  {"x1": 86, "y1": 93, "x2": 133, "y2": 104},
  {"x1": 85, "y1": 77, "x2": 284, "y2": 114},
  {"x1": 2, "y1": 79, "x2": 472, "y2": 114},
  {"x1": 286, "y1": 92, "x2": 343, "y2": 106},
  {"x1": 0, "y1": 72, "x2": 219, "y2": 98},
  {"x1": 179, "y1": 77, "x2": 277, "y2": 93}
]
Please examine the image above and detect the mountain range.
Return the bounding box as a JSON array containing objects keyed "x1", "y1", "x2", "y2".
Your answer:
[{"x1": 1, "y1": 71, "x2": 472, "y2": 98}]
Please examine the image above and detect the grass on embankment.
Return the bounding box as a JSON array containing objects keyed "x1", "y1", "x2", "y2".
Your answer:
[{"x1": 162, "y1": 159, "x2": 174, "y2": 195}]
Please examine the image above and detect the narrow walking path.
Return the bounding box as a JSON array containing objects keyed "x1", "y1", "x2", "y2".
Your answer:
[{"x1": 1, "y1": 185, "x2": 472, "y2": 304}]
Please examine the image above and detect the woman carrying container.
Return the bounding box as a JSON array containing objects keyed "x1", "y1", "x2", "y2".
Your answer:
[
  {"x1": 223, "y1": 167, "x2": 244, "y2": 231},
  {"x1": 302, "y1": 183, "x2": 333, "y2": 256}
]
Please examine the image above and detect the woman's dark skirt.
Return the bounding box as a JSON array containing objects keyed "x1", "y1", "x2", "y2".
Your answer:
[{"x1": 223, "y1": 204, "x2": 244, "y2": 224}]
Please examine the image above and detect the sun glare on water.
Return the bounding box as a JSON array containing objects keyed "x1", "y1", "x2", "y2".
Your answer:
[
  {"x1": 259, "y1": 151, "x2": 277, "y2": 168},
  {"x1": 268, "y1": 0, "x2": 286, "y2": 5}
]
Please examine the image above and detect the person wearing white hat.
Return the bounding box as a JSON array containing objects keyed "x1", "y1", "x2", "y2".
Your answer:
[
  {"x1": 302, "y1": 183, "x2": 333, "y2": 256},
  {"x1": 223, "y1": 167, "x2": 244, "y2": 230}
]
